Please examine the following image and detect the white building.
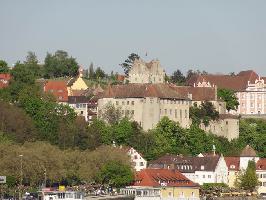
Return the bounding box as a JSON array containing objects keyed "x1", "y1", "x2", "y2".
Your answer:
[
  {"x1": 128, "y1": 59, "x2": 166, "y2": 84},
  {"x1": 126, "y1": 147, "x2": 147, "y2": 172},
  {"x1": 148, "y1": 153, "x2": 228, "y2": 185},
  {"x1": 98, "y1": 84, "x2": 191, "y2": 130},
  {"x1": 239, "y1": 145, "x2": 259, "y2": 170},
  {"x1": 256, "y1": 158, "x2": 266, "y2": 194}
]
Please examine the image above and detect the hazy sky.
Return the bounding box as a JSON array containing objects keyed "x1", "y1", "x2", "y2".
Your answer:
[{"x1": 1, "y1": 0, "x2": 266, "y2": 76}]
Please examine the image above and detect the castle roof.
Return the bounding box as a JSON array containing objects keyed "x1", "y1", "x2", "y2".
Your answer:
[{"x1": 100, "y1": 84, "x2": 189, "y2": 100}]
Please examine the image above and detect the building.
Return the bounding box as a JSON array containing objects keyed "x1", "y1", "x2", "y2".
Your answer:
[
  {"x1": 67, "y1": 67, "x2": 88, "y2": 95},
  {"x1": 68, "y1": 96, "x2": 89, "y2": 121},
  {"x1": 121, "y1": 168, "x2": 200, "y2": 200},
  {"x1": 148, "y1": 153, "x2": 228, "y2": 185},
  {"x1": 126, "y1": 147, "x2": 147, "y2": 172},
  {"x1": 172, "y1": 85, "x2": 239, "y2": 140},
  {"x1": 43, "y1": 80, "x2": 68, "y2": 103},
  {"x1": 128, "y1": 59, "x2": 166, "y2": 84},
  {"x1": 0, "y1": 73, "x2": 11, "y2": 89},
  {"x1": 256, "y1": 158, "x2": 266, "y2": 194},
  {"x1": 224, "y1": 157, "x2": 240, "y2": 187},
  {"x1": 225, "y1": 145, "x2": 259, "y2": 189},
  {"x1": 186, "y1": 70, "x2": 266, "y2": 116},
  {"x1": 98, "y1": 83, "x2": 191, "y2": 130}
]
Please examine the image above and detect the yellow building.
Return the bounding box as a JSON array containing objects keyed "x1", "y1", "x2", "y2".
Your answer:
[
  {"x1": 121, "y1": 169, "x2": 199, "y2": 200},
  {"x1": 67, "y1": 68, "x2": 88, "y2": 95}
]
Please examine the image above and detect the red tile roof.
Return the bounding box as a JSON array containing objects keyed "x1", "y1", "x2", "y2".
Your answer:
[
  {"x1": 186, "y1": 70, "x2": 259, "y2": 91},
  {"x1": 170, "y1": 85, "x2": 217, "y2": 101},
  {"x1": 44, "y1": 81, "x2": 68, "y2": 102},
  {"x1": 256, "y1": 159, "x2": 266, "y2": 170},
  {"x1": 240, "y1": 145, "x2": 257, "y2": 157},
  {"x1": 0, "y1": 73, "x2": 11, "y2": 89},
  {"x1": 224, "y1": 157, "x2": 240, "y2": 171},
  {"x1": 133, "y1": 169, "x2": 198, "y2": 187},
  {"x1": 100, "y1": 84, "x2": 189, "y2": 99}
]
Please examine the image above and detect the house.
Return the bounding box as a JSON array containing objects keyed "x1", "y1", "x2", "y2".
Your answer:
[
  {"x1": 126, "y1": 147, "x2": 147, "y2": 172},
  {"x1": 0, "y1": 73, "x2": 11, "y2": 89},
  {"x1": 148, "y1": 153, "x2": 228, "y2": 185},
  {"x1": 68, "y1": 96, "x2": 89, "y2": 121},
  {"x1": 43, "y1": 80, "x2": 68, "y2": 103},
  {"x1": 224, "y1": 157, "x2": 240, "y2": 187},
  {"x1": 225, "y1": 145, "x2": 259, "y2": 189},
  {"x1": 67, "y1": 67, "x2": 88, "y2": 95},
  {"x1": 128, "y1": 58, "x2": 166, "y2": 84},
  {"x1": 121, "y1": 169, "x2": 200, "y2": 200},
  {"x1": 256, "y1": 158, "x2": 266, "y2": 194},
  {"x1": 98, "y1": 83, "x2": 191, "y2": 130},
  {"x1": 186, "y1": 70, "x2": 266, "y2": 116}
]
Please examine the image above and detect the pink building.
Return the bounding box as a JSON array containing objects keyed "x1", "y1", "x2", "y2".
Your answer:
[{"x1": 187, "y1": 70, "x2": 266, "y2": 115}]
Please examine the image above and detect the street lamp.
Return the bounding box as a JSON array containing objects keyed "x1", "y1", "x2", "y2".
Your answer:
[{"x1": 19, "y1": 155, "x2": 23, "y2": 200}]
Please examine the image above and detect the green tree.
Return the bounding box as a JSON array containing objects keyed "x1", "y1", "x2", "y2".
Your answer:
[
  {"x1": 99, "y1": 102, "x2": 122, "y2": 125},
  {"x1": 170, "y1": 69, "x2": 186, "y2": 85},
  {"x1": 240, "y1": 160, "x2": 259, "y2": 191},
  {"x1": 0, "y1": 60, "x2": 9, "y2": 73},
  {"x1": 120, "y1": 53, "x2": 140, "y2": 76},
  {"x1": 24, "y1": 51, "x2": 42, "y2": 77},
  {"x1": 95, "y1": 67, "x2": 106, "y2": 79},
  {"x1": 218, "y1": 88, "x2": 239, "y2": 111},
  {"x1": 96, "y1": 160, "x2": 133, "y2": 187},
  {"x1": 88, "y1": 62, "x2": 95, "y2": 79},
  {"x1": 44, "y1": 50, "x2": 79, "y2": 78}
]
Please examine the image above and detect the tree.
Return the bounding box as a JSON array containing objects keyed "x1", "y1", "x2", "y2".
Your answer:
[
  {"x1": 120, "y1": 53, "x2": 140, "y2": 76},
  {"x1": 99, "y1": 102, "x2": 122, "y2": 125},
  {"x1": 0, "y1": 60, "x2": 9, "y2": 73},
  {"x1": 43, "y1": 50, "x2": 79, "y2": 78},
  {"x1": 88, "y1": 62, "x2": 94, "y2": 79},
  {"x1": 95, "y1": 67, "x2": 106, "y2": 79},
  {"x1": 95, "y1": 160, "x2": 133, "y2": 187},
  {"x1": 24, "y1": 52, "x2": 41, "y2": 77},
  {"x1": 240, "y1": 160, "x2": 259, "y2": 191},
  {"x1": 217, "y1": 88, "x2": 239, "y2": 111},
  {"x1": 170, "y1": 69, "x2": 186, "y2": 85}
]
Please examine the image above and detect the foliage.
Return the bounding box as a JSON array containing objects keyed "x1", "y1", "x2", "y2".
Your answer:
[
  {"x1": 99, "y1": 102, "x2": 123, "y2": 125},
  {"x1": 239, "y1": 160, "x2": 259, "y2": 191},
  {"x1": 0, "y1": 60, "x2": 9, "y2": 73},
  {"x1": 202, "y1": 183, "x2": 228, "y2": 190},
  {"x1": 120, "y1": 53, "x2": 140, "y2": 76},
  {"x1": 189, "y1": 101, "x2": 219, "y2": 126},
  {"x1": 96, "y1": 160, "x2": 133, "y2": 188},
  {"x1": 170, "y1": 69, "x2": 186, "y2": 85},
  {"x1": 24, "y1": 51, "x2": 42, "y2": 77},
  {"x1": 43, "y1": 50, "x2": 79, "y2": 78},
  {"x1": 218, "y1": 88, "x2": 239, "y2": 111}
]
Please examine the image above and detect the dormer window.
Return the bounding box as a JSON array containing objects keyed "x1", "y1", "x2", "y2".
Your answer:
[
  {"x1": 230, "y1": 165, "x2": 235, "y2": 169},
  {"x1": 201, "y1": 165, "x2": 205, "y2": 170}
]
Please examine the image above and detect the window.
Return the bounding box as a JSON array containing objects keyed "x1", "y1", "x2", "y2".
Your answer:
[
  {"x1": 250, "y1": 94, "x2": 254, "y2": 99},
  {"x1": 201, "y1": 165, "x2": 205, "y2": 170},
  {"x1": 180, "y1": 110, "x2": 182, "y2": 118},
  {"x1": 140, "y1": 162, "x2": 144, "y2": 166},
  {"x1": 134, "y1": 155, "x2": 138, "y2": 159},
  {"x1": 251, "y1": 102, "x2": 254, "y2": 108},
  {"x1": 58, "y1": 96, "x2": 63, "y2": 100},
  {"x1": 175, "y1": 109, "x2": 177, "y2": 118},
  {"x1": 127, "y1": 101, "x2": 129, "y2": 105},
  {"x1": 80, "y1": 111, "x2": 83, "y2": 115},
  {"x1": 208, "y1": 175, "x2": 211, "y2": 178},
  {"x1": 150, "y1": 98, "x2": 154, "y2": 103},
  {"x1": 122, "y1": 101, "x2": 125, "y2": 105},
  {"x1": 230, "y1": 165, "x2": 235, "y2": 169},
  {"x1": 242, "y1": 103, "x2": 245, "y2": 107},
  {"x1": 203, "y1": 175, "x2": 205, "y2": 178},
  {"x1": 131, "y1": 110, "x2": 134, "y2": 115},
  {"x1": 131, "y1": 101, "x2": 134, "y2": 105},
  {"x1": 170, "y1": 109, "x2": 172, "y2": 115},
  {"x1": 116, "y1": 101, "x2": 119, "y2": 105},
  {"x1": 58, "y1": 89, "x2": 63, "y2": 92},
  {"x1": 258, "y1": 103, "x2": 261, "y2": 108},
  {"x1": 185, "y1": 110, "x2": 187, "y2": 118},
  {"x1": 165, "y1": 109, "x2": 167, "y2": 115},
  {"x1": 258, "y1": 94, "x2": 261, "y2": 99}
]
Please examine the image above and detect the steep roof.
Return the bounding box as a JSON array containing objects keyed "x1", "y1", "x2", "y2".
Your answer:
[
  {"x1": 148, "y1": 154, "x2": 220, "y2": 172},
  {"x1": 256, "y1": 159, "x2": 266, "y2": 170},
  {"x1": 133, "y1": 169, "x2": 198, "y2": 187},
  {"x1": 224, "y1": 157, "x2": 240, "y2": 171},
  {"x1": 240, "y1": 145, "x2": 257, "y2": 157},
  {"x1": 186, "y1": 70, "x2": 259, "y2": 91},
  {"x1": 44, "y1": 80, "x2": 68, "y2": 102},
  {"x1": 171, "y1": 85, "x2": 216, "y2": 101},
  {"x1": 100, "y1": 84, "x2": 189, "y2": 100}
]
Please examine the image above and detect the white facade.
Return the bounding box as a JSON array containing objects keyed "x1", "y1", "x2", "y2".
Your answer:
[
  {"x1": 239, "y1": 156, "x2": 259, "y2": 170},
  {"x1": 68, "y1": 103, "x2": 88, "y2": 121},
  {"x1": 128, "y1": 147, "x2": 147, "y2": 171},
  {"x1": 128, "y1": 59, "x2": 166, "y2": 84}
]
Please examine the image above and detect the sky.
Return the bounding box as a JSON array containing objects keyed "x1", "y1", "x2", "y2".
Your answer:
[{"x1": 1, "y1": 0, "x2": 266, "y2": 76}]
